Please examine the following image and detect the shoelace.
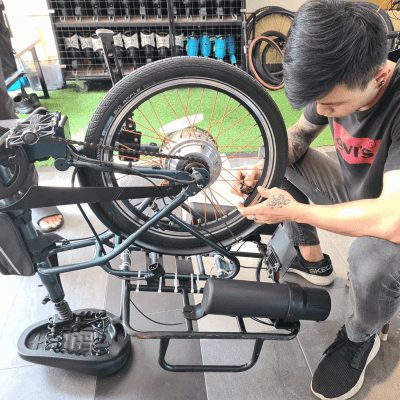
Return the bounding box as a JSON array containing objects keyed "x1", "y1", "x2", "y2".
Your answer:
[{"x1": 323, "y1": 328, "x2": 374, "y2": 370}]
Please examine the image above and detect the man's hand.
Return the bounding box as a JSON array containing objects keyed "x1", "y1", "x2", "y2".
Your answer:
[
  {"x1": 238, "y1": 186, "x2": 301, "y2": 224},
  {"x1": 231, "y1": 162, "x2": 263, "y2": 198}
]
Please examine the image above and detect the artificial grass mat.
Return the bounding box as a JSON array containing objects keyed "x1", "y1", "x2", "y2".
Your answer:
[{"x1": 36, "y1": 83, "x2": 332, "y2": 152}]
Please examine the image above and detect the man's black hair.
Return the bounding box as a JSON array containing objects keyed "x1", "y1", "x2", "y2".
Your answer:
[{"x1": 283, "y1": 0, "x2": 388, "y2": 109}]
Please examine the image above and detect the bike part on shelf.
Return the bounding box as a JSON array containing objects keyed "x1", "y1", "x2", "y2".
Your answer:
[
  {"x1": 153, "y1": 0, "x2": 162, "y2": 18},
  {"x1": 215, "y1": 0, "x2": 223, "y2": 18},
  {"x1": 182, "y1": 0, "x2": 192, "y2": 18},
  {"x1": 79, "y1": 34, "x2": 94, "y2": 65},
  {"x1": 92, "y1": 34, "x2": 106, "y2": 70},
  {"x1": 214, "y1": 35, "x2": 226, "y2": 61},
  {"x1": 186, "y1": 33, "x2": 199, "y2": 56},
  {"x1": 106, "y1": 0, "x2": 116, "y2": 19},
  {"x1": 78, "y1": 57, "x2": 288, "y2": 255},
  {"x1": 123, "y1": 31, "x2": 140, "y2": 69},
  {"x1": 74, "y1": 0, "x2": 82, "y2": 19},
  {"x1": 248, "y1": 36, "x2": 284, "y2": 90},
  {"x1": 113, "y1": 32, "x2": 125, "y2": 69},
  {"x1": 226, "y1": 34, "x2": 237, "y2": 65},
  {"x1": 200, "y1": 33, "x2": 212, "y2": 57},
  {"x1": 175, "y1": 33, "x2": 185, "y2": 56},
  {"x1": 121, "y1": 0, "x2": 131, "y2": 19},
  {"x1": 64, "y1": 34, "x2": 80, "y2": 72},
  {"x1": 18, "y1": 309, "x2": 132, "y2": 376},
  {"x1": 140, "y1": 31, "x2": 155, "y2": 64},
  {"x1": 139, "y1": 0, "x2": 147, "y2": 19},
  {"x1": 90, "y1": 0, "x2": 100, "y2": 20},
  {"x1": 156, "y1": 32, "x2": 170, "y2": 59},
  {"x1": 59, "y1": 0, "x2": 68, "y2": 19},
  {"x1": 199, "y1": 0, "x2": 207, "y2": 19}
]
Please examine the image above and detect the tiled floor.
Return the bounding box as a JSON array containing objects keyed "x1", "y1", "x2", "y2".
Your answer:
[{"x1": 0, "y1": 166, "x2": 399, "y2": 400}]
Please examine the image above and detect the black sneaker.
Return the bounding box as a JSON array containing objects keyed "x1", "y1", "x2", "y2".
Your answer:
[
  {"x1": 311, "y1": 326, "x2": 380, "y2": 400},
  {"x1": 288, "y1": 248, "x2": 336, "y2": 286}
]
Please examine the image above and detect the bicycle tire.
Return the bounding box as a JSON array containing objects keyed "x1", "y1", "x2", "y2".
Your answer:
[
  {"x1": 248, "y1": 36, "x2": 284, "y2": 90},
  {"x1": 79, "y1": 57, "x2": 288, "y2": 255}
]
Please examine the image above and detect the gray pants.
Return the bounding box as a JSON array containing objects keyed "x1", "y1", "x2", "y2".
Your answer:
[{"x1": 284, "y1": 148, "x2": 400, "y2": 342}]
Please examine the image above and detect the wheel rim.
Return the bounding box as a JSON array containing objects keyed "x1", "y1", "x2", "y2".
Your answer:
[{"x1": 96, "y1": 78, "x2": 280, "y2": 244}]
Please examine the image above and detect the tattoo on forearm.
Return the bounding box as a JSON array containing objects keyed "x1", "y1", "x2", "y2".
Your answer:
[
  {"x1": 264, "y1": 195, "x2": 290, "y2": 208},
  {"x1": 287, "y1": 117, "x2": 324, "y2": 164}
]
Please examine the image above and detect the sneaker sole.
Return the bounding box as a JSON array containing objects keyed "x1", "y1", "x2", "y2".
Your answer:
[
  {"x1": 310, "y1": 334, "x2": 381, "y2": 400},
  {"x1": 287, "y1": 268, "x2": 336, "y2": 286}
]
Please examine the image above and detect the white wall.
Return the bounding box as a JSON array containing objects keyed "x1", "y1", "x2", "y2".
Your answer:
[{"x1": 3, "y1": 0, "x2": 58, "y2": 61}]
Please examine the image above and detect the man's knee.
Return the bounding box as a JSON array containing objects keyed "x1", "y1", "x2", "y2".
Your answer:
[{"x1": 349, "y1": 237, "x2": 400, "y2": 289}]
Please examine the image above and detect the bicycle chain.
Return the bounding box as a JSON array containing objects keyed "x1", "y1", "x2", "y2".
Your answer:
[{"x1": 45, "y1": 135, "x2": 198, "y2": 163}]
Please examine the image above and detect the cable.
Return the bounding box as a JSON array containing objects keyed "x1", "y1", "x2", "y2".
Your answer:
[
  {"x1": 251, "y1": 317, "x2": 274, "y2": 327},
  {"x1": 129, "y1": 298, "x2": 184, "y2": 326}
]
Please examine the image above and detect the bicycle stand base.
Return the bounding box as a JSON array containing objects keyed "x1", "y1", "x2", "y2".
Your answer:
[{"x1": 17, "y1": 308, "x2": 131, "y2": 376}]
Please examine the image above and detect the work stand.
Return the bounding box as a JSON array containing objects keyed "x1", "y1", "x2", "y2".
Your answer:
[{"x1": 17, "y1": 226, "x2": 307, "y2": 376}]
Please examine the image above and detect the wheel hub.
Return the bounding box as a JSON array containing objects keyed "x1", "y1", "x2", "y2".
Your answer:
[{"x1": 161, "y1": 127, "x2": 222, "y2": 187}]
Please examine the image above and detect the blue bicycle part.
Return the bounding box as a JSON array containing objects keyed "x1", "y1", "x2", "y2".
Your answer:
[
  {"x1": 214, "y1": 35, "x2": 226, "y2": 61},
  {"x1": 226, "y1": 35, "x2": 237, "y2": 65},
  {"x1": 186, "y1": 34, "x2": 199, "y2": 57},
  {"x1": 200, "y1": 33, "x2": 211, "y2": 58}
]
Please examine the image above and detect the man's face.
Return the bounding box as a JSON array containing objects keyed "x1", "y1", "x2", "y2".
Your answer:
[{"x1": 315, "y1": 80, "x2": 379, "y2": 118}]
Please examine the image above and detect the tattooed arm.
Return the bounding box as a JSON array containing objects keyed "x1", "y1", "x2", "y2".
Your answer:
[{"x1": 287, "y1": 114, "x2": 327, "y2": 165}]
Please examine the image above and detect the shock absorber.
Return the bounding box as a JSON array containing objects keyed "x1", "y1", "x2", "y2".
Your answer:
[
  {"x1": 153, "y1": 0, "x2": 162, "y2": 18},
  {"x1": 54, "y1": 299, "x2": 73, "y2": 321},
  {"x1": 186, "y1": 33, "x2": 199, "y2": 57},
  {"x1": 59, "y1": 0, "x2": 68, "y2": 20},
  {"x1": 182, "y1": 0, "x2": 192, "y2": 19},
  {"x1": 199, "y1": 0, "x2": 207, "y2": 19},
  {"x1": 107, "y1": 0, "x2": 116, "y2": 19},
  {"x1": 226, "y1": 34, "x2": 237, "y2": 65},
  {"x1": 74, "y1": 0, "x2": 82, "y2": 19},
  {"x1": 121, "y1": 0, "x2": 131, "y2": 19},
  {"x1": 215, "y1": 0, "x2": 224, "y2": 19},
  {"x1": 90, "y1": 0, "x2": 100, "y2": 20}
]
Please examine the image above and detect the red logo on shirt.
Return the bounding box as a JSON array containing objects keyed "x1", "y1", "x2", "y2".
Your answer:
[{"x1": 333, "y1": 121, "x2": 380, "y2": 164}]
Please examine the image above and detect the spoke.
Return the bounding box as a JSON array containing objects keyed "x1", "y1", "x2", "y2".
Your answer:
[
  {"x1": 192, "y1": 88, "x2": 205, "y2": 128},
  {"x1": 163, "y1": 93, "x2": 181, "y2": 120},
  {"x1": 206, "y1": 92, "x2": 220, "y2": 133},
  {"x1": 175, "y1": 89, "x2": 196, "y2": 136},
  {"x1": 214, "y1": 97, "x2": 233, "y2": 138},
  {"x1": 214, "y1": 112, "x2": 252, "y2": 142},
  {"x1": 136, "y1": 107, "x2": 166, "y2": 143},
  {"x1": 208, "y1": 186, "x2": 237, "y2": 208},
  {"x1": 217, "y1": 122, "x2": 259, "y2": 150},
  {"x1": 149, "y1": 99, "x2": 168, "y2": 139},
  {"x1": 204, "y1": 188, "x2": 225, "y2": 218}
]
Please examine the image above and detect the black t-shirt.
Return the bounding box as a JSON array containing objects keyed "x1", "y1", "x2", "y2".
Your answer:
[{"x1": 304, "y1": 62, "x2": 400, "y2": 201}]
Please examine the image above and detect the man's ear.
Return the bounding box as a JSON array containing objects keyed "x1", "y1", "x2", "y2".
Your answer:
[{"x1": 374, "y1": 64, "x2": 391, "y2": 87}]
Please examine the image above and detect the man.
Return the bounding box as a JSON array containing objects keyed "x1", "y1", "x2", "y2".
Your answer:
[
  {"x1": 0, "y1": 1, "x2": 63, "y2": 232},
  {"x1": 235, "y1": 1, "x2": 400, "y2": 399}
]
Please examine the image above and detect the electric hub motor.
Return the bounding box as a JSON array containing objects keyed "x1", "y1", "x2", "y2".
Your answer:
[{"x1": 160, "y1": 127, "x2": 222, "y2": 187}]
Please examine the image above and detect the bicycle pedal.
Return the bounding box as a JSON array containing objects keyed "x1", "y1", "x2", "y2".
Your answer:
[{"x1": 17, "y1": 308, "x2": 131, "y2": 376}]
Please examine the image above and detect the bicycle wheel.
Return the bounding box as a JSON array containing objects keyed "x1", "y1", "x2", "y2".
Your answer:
[
  {"x1": 364, "y1": 2, "x2": 395, "y2": 50},
  {"x1": 248, "y1": 36, "x2": 284, "y2": 90},
  {"x1": 246, "y1": 7, "x2": 295, "y2": 42},
  {"x1": 79, "y1": 57, "x2": 288, "y2": 255}
]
